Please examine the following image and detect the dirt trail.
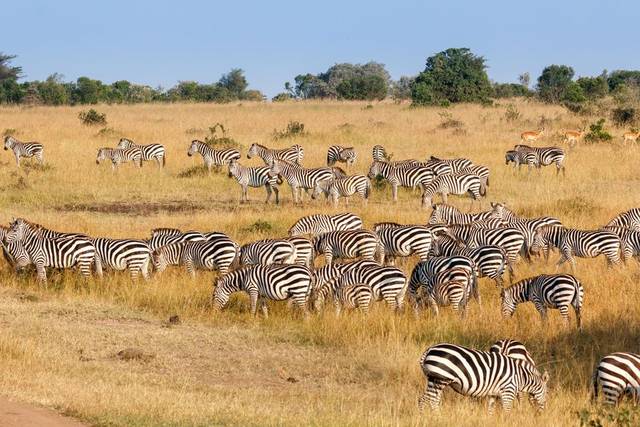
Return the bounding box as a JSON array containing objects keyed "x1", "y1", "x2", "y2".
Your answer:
[{"x1": 0, "y1": 397, "x2": 87, "y2": 427}]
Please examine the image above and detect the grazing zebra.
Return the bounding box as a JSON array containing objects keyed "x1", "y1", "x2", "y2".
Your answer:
[
  {"x1": 426, "y1": 267, "x2": 472, "y2": 317},
  {"x1": 367, "y1": 161, "x2": 434, "y2": 201},
  {"x1": 288, "y1": 213, "x2": 363, "y2": 237},
  {"x1": 531, "y1": 226, "x2": 622, "y2": 270},
  {"x1": 409, "y1": 256, "x2": 479, "y2": 309},
  {"x1": 212, "y1": 264, "x2": 313, "y2": 316},
  {"x1": 427, "y1": 156, "x2": 474, "y2": 173},
  {"x1": 373, "y1": 224, "x2": 433, "y2": 265},
  {"x1": 187, "y1": 140, "x2": 240, "y2": 172},
  {"x1": 240, "y1": 239, "x2": 297, "y2": 266},
  {"x1": 269, "y1": 159, "x2": 335, "y2": 203},
  {"x1": 96, "y1": 147, "x2": 143, "y2": 169},
  {"x1": 419, "y1": 343, "x2": 549, "y2": 412},
  {"x1": 313, "y1": 230, "x2": 381, "y2": 266},
  {"x1": 311, "y1": 175, "x2": 371, "y2": 207},
  {"x1": 593, "y1": 352, "x2": 640, "y2": 405},
  {"x1": 4, "y1": 136, "x2": 44, "y2": 167},
  {"x1": 248, "y1": 142, "x2": 303, "y2": 165},
  {"x1": 501, "y1": 274, "x2": 584, "y2": 329},
  {"x1": 310, "y1": 259, "x2": 379, "y2": 303},
  {"x1": 459, "y1": 164, "x2": 490, "y2": 187},
  {"x1": 602, "y1": 226, "x2": 640, "y2": 263},
  {"x1": 505, "y1": 150, "x2": 539, "y2": 171},
  {"x1": 448, "y1": 225, "x2": 528, "y2": 264},
  {"x1": 421, "y1": 173, "x2": 486, "y2": 209},
  {"x1": 427, "y1": 203, "x2": 493, "y2": 225},
  {"x1": 327, "y1": 145, "x2": 357, "y2": 166},
  {"x1": 489, "y1": 339, "x2": 536, "y2": 366},
  {"x1": 606, "y1": 208, "x2": 640, "y2": 231},
  {"x1": 152, "y1": 237, "x2": 238, "y2": 277},
  {"x1": 0, "y1": 224, "x2": 31, "y2": 271},
  {"x1": 4, "y1": 218, "x2": 99, "y2": 282},
  {"x1": 287, "y1": 237, "x2": 314, "y2": 267},
  {"x1": 372, "y1": 144, "x2": 388, "y2": 161},
  {"x1": 334, "y1": 283, "x2": 373, "y2": 314},
  {"x1": 117, "y1": 138, "x2": 165, "y2": 167},
  {"x1": 92, "y1": 238, "x2": 152, "y2": 280},
  {"x1": 146, "y1": 228, "x2": 206, "y2": 251},
  {"x1": 514, "y1": 145, "x2": 566, "y2": 175},
  {"x1": 228, "y1": 159, "x2": 280, "y2": 204}
]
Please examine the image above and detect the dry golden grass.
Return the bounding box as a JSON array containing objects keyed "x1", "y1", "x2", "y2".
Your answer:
[{"x1": 0, "y1": 100, "x2": 639, "y2": 426}]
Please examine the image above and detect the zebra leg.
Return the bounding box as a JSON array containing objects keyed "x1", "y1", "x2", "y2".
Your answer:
[
  {"x1": 291, "y1": 185, "x2": 299, "y2": 204},
  {"x1": 140, "y1": 258, "x2": 151, "y2": 281},
  {"x1": 391, "y1": 184, "x2": 398, "y2": 202},
  {"x1": 558, "y1": 305, "x2": 570, "y2": 327},
  {"x1": 36, "y1": 263, "x2": 47, "y2": 284},
  {"x1": 427, "y1": 295, "x2": 439, "y2": 316},
  {"x1": 499, "y1": 387, "x2": 517, "y2": 412},
  {"x1": 264, "y1": 185, "x2": 272, "y2": 204},
  {"x1": 273, "y1": 186, "x2": 280, "y2": 204},
  {"x1": 575, "y1": 305, "x2": 582, "y2": 330},
  {"x1": 14, "y1": 153, "x2": 20, "y2": 167},
  {"x1": 36, "y1": 151, "x2": 44, "y2": 165},
  {"x1": 260, "y1": 298, "x2": 269, "y2": 318},
  {"x1": 249, "y1": 290, "x2": 259, "y2": 316},
  {"x1": 419, "y1": 378, "x2": 446, "y2": 411},
  {"x1": 128, "y1": 264, "x2": 140, "y2": 281},
  {"x1": 206, "y1": 160, "x2": 213, "y2": 173},
  {"x1": 185, "y1": 260, "x2": 196, "y2": 279},
  {"x1": 324, "y1": 250, "x2": 333, "y2": 267}
]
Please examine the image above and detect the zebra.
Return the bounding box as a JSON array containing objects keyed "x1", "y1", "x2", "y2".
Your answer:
[
  {"x1": 514, "y1": 145, "x2": 566, "y2": 175},
  {"x1": 313, "y1": 230, "x2": 381, "y2": 266},
  {"x1": 418, "y1": 343, "x2": 549, "y2": 412},
  {"x1": 268, "y1": 159, "x2": 335, "y2": 204},
  {"x1": 421, "y1": 173, "x2": 485, "y2": 209},
  {"x1": 240, "y1": 239, "x2": 297, "y2": 265},
  {"x1": 146, "y1": 228, "x2": 206, "y2": 251},
  {"x1": 333, "y1": 283, "x2": 373, "y2": 314},
  {"x1": 96, "y1": 147, "x2": 143, "y2": 169},
  {"x1": 427, "y1": 203, "x2": 493, "y2": 225},
  {"x1": 606, "y1": 208, "x2": 640, "y2": 231},
  {"x1": 187, "y1": 140, "x2": 240, "y2": 172},
  {"x1": 489, "y1": 339, "x2": 536, "y2": 366},
  {"x1": 459, "y1": 164, "x2": 490, "y2": 187},
  {"x1": 409, "y1": 256, "x2": 479, "y2": 309},
  {"x1": 227, "y1": 159, "x2": 281, "y2": 204},
  {"x1": 372, "y1": 145, "x2": 388, "y2": 162},
  {"x1": 152, "y1": 237, "x2": 238, "y2": 277},
  {"x1": 531, "y1": 226, "x2": 622, "y2": 270},
  {"x1": 92, "y1": 238, "x2": 152, "y2": 280},
  {"x1": 327, "y1": 145, "x2": 357, "y2": 166},
  {"x1": 212, "y1": 264, "x2": 313, "y2": 316},
  {"x1": 501, "y1": 274, "x2": 584, "y2": 329},
  {"x1": 505, "y1": 150, "x2": 539, "y2": 171},
  {"x1": 427, "y1": 156, "x2": 474, "y2": 173},
  {"x1": 373, "y1": 224, "x2": 433, "y2": 265},
  {"x1": 426, "y1": 267, "x2": 472, "y2": 317},
  {"x1": 311, "y1": 175, "x2": 371, "y2": 207},
  {"x1": 602, "y1": 226, "x2": 640, "y2": 263},
  {"x1": 0, "y1": 224, "x2": 31, "y2": 272},
  {"x1": 447, "y1": 225, "x2": 528, "y2": 265},
  {"x1": 248, "y1": 142, "x2": 304, "y2": 165},
  {"x1": 117, "y1": 138, "x2": 165, "y2": 167},
  {"x1": 593, "y1": 352, "x2": 640, "y2": 405},
  {"x1": 4, "y1": 218, "x2": 100, "y2": 283},
  {"x1": 288, "y1": 213, "x2": 363, "y2": 237},
  {"x1": 287, "y1": 237, "x2": 314, "y2": 268},
  {"x1": 367, "y1": 161, "x2": 434, "y2": 201},
  {"x1": 310, "y1": 259, "x2": 379, "y2": 305},
  {"x1": 4, "y1": 136, "x2": 44, "y2": 167}
]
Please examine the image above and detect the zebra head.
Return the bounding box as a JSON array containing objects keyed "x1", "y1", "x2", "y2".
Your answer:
[
  {"x1": 500, "y1": 281, "x2": 528, "y2": 318},
  {"x1": 367, "y1": 161, "x2": 384, "y2": 180},
  {"x1": 96, "y1": 148, "x2": 108, "y2": 164},
  {"x1": 151, "y1": 248, "x2": 168, "y2": 273},
  {"x1": 212, "y1": 267, "x2": 247, "y2": 310},
  {"x1": 228, "y1": 159, "x2": 239, "y2": 178},
  {"x1": 5, "y1": 218, "x2": 28, "y2": 244},
  {"x1": 247, "y1": 143, "x2": 259, "y2": 159},
  {"x1": 311, "y1": 179, "x2": 332, "y2": 200},
  {"x1": 187, "y1": 140, "x2": 201, "y2": 157},
  {"x1": 530, "y1": 226, "x2": 556, "y2": 255},
  {"x1": 117, "y1": 138, "x2": 134, "y2": 149},
  {"x1": 505, "y1": 150, "x2": 518, "y2": 165},
  {"x1": 428, "y1": 204, "x2": 446, "y2": 224},
  {"x1": 520, "y1": 365, "x2": 549, "y2": 411},
  {"x1": 4, "y1": 136, "x2": 16, "y2": 150}
]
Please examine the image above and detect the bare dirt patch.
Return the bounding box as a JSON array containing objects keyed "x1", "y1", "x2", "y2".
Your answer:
[{"x1": 0, "y1": 397, "x2": 87, "y2": 427}]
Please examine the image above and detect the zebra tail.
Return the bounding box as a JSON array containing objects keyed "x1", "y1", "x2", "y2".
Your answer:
[
  {"x1": 479, "y1": 181, "x2": 487, "y2": 197},
  {"x1": 162, "y1": 154, "x2": 166, "y2": 167},
  {"x1": 592, "y1": 371, "x2": 599, "y2": 402},
  {"x1": 364, "y1": 179, "x2": 371, "y2": 200}
]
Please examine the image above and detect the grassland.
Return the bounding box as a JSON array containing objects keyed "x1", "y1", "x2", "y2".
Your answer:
[{"x1": 0, "y1": 100, "x2": 639, "y2": 426}]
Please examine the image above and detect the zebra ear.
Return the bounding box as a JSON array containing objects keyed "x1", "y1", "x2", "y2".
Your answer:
[
  {"x1": 431, "y1": 204, "x2": 436, "y2": 210},
  {"x1": 542, "y1": 370, "x2": 550, "y2": 383}
]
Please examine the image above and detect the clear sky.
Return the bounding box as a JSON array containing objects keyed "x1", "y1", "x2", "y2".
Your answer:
[{"x1": 6, "y1": 0, "x2": 640, "y2": 97}]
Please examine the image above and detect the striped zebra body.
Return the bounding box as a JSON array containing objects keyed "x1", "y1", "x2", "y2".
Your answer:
[
  {"x1": 334, "y1": 283, "x2": 373, "y2": 314},
  {"x1": 372, "y1": 144, "x2": 388, "y2": 161},
  {"x1": 421, "y1": 173, "x2": 485, "y2": 208},
  {"x1": 269, "y1": 159, "x2": 335, "y2": 203},
  {"x1": 428, "y1": 203, "x2": 493, "y2": 225},
  {"x1": 4, "y1": 136, "x2": 44, "y2": 167},
  {"x1": 373, "y1": 224, "x2": 433, "y2": 265},
  {"x1": 248, "y1": 143, "x2": 303, "y2": 165},
  {"x1": 312, "y1": 175, "x2": 371, "y2": 206},
  {"x1": 327, "y1": 145, "x2": 357, "y2": 166},
  {"x1": 213, "y1": 264, "x2": 312, "y2": 316},
  {"x1": 313, "y1": 230, "x2": 381, "y2": 266},
  {"x1": 449, "y1": 225, "x2": 527, "y2": 264},
  {"x1": 419, "y1": 343, "x2": 549, "y2": 412},
  {"x1": 187, "y1": 140, "x2": 240, "y2": 172},
  {"x1": 606, "y1": 208, "x2": 640, "y2": 231},
  {"x1": 409, "y1": 256, "x2": 479, "y2": 308},
  {"x1": 603, "y1": 226, "x2": 640, "y2": 262},
  {"x1": 427, "y1": 267, "x2": 471, "y2": 317},
  {"x1": 0, "y1": 224, "x2": 30, "y2": 271},
  {"x1": 459, "y1": 164, "x2": 490, "y2": 186},
  {"x1": 427, "y1": 156, "x2": 474, "y2": 173},
  {"x1": 514, "y1": 145, "x2": 566, "y2": 175},
  {"x1": 152, "y1": 237, "x2": 237, "y2": 277},
  {"x1": 96, "y1": 147, "x2": 143, "y2": 169},
  {"x1": 147, "y1": 228, "x2": 206, "y2": 251},
  {"x1": 368, "y1": 161, "x2": 434, "y2": 201},
  {"x1": 228, "y1": 159, "x2": 280, "y2": 204},
  {"x1": 469, "y1": 218, "x2": 510, "y2": 229},
  {"x1": 501, "y1": 274, "x2": 583, "y2": 329},
  {"x1": 240, "y1": 239, "x2": 297, "y2": 265},
  {"x1": 593, "y1": 352, "x2": 640, "y2": 405},
  {"x1": 505, "y1": 150, "x2": 539, "y2": 171},
  {"x1": 311, "y1": 259, "x2": 378, "y2": 297},
  {"x1": 489, "y1": 340, "x2": 536, "y2": 366},
  {"x1": 288, "y1": 213, "x2": 363, "y2": 237},
  {"x1": 287, "y1": 237, "x2": 314, "y2": 268},
  {"x1": 118, "y1": 138, "x2": 165, "y2": 167},
  {"x1": 92, "y1": 238, "x2": 151, "y2": 280}
]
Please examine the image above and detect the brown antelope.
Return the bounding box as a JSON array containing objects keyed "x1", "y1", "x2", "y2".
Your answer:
[
  {"x1": 623, "y1": 131, "x2": 640, "y2": 144},
  {"x1": 563, "y1": 130, "x2": 583, "y2": 147},
  {"x1": 520, "y1": 127, "x2": 544, "y2": 143}
]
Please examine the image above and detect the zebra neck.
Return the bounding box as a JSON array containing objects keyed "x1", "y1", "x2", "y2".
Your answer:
[{"x1": 509, "y1": 280, "x2": 531, "y2": 303}]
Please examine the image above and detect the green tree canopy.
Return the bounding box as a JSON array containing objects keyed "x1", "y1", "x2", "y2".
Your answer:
[{"x1": 536, "y1": 65, "x2": 575, "y2": 103}]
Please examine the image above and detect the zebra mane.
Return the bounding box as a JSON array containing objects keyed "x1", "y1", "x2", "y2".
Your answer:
[{"x1": 151, "y1": 227, "x2": 183, "y2": 237}]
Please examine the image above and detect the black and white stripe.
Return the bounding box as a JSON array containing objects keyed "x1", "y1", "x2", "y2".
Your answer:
[
  {"x1": 514, "y1": 145, "x2": 566, "y2": 175},
  {"x1": 333, "y1": 283, "x2": 373, "y2": 314},
  {"x1": 421, "y1": 173, "x2": 485, "y2": 208},
  {"x1": 118, "y1": 138, "x2": 165, "y2": 167},
  {"x1": 4, "y1": 136, "x2": 44, "y2": 167},
  {"x1": 212, "y1": 263, "x2": 312, "y2": 316},
  {"x1": 459, "y1": 164, "x2": 490, "y2": 187},
  {"x1": 606, "y1": 208, "x2": 640, "y2": 231},
  {"x1": 426, "y1": 267, "x2": 472, "y2": 317},
  {"x1": 228, "y1": 159, "x2": 281, "y2": 204},
  {"x1": 248, "y1": 143, "x2": 304, "y2": 165},
  {"x1": 0, "y1": 224, "x2": 31, "y2": 271},
  {"x1": 188, "y1": 140, "x2": 240, "y2": 172},
  {"x1": 505, "y1": 150, "x2": 539, "y2": 171},
  {"x1": 147, "y1": 228, "x2": 206, "y2": 251},
  {"x1": 373, "y1": 224, "x2": 433, "y2": 265},
  {"x1": 367, "y1": 161, "x2": 434, "y2": 201},
  {"x1": 96, "y1": 147, "x2": 143, "y2": 169},
  {"x1": 92, "y1": 238, "x2": 152, "y2": 280},
  {"x1": 448, "y1": 225, "x2": 528, "y2": 265},
  {"x1": 428, "y1": 203, "x2": 493, "y2": 225},
  {"x1": 372, "y1": 145, "x2": 388, "y2": 162},
  {"x1": 489, "y1": 339, "x2": 536, "y2": 366},
  {"x1": 409, "y1": 256, "x2": 479, "y2": 309},
  {"x1": 269, "y1": 159, "x2": 335, "y2": 203},
  {"x1": 313, "y1": 230, "x2": 381, "y2": 266},
  {"x1": 427, "y1": 156, "x2": 474, "y2": 174},
  {"x1": 287, "y1": 237, "x2": 314, "y2": 268},
  {"x1": 240, "y1": 239, "x2": 297, "y2": 265},
  {"x1": 311, "y1": 175, "x2": 371, "y2": 206},
  {"x1": 288, "y1": 213, "x2": 363, "y2": 237},
  {"x1": 593, "y1": 352, "x2": 640, "y2": 405},
  {"x1": 152, "y1": 237, "x2": 238, "y2": 277},
  {"x1": 327, "y1": 145, "x2": 357, "y2": 166},
  {"x1": 418, "y1": 343, "x2": 549, "y2": 411},
  {"x1": 602, "y1": 226, "x2": 640, "y2": 263},
  {"x1": 501, "y1": 274, "x2": 584, "y2": 329}
]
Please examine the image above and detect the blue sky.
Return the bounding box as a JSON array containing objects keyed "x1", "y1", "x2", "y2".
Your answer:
[{"x1": 5, "y1": 0, "x2": 640, "y2": 97}]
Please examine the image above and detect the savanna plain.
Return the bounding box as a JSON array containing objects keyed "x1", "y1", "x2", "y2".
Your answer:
[{"x1": 0, "y1": 100, "x2": 638, "y2": 426}]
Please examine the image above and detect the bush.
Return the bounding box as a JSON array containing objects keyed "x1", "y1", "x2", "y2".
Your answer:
[
  {"x1": 273, "y1": 121, "x2": 306, "y2": 139},
  {"x1": 577, "y1": 405, "x2": 640, "y2": 427},
  {"x1": 243, "y1": 220, "x2": 272, "y2": 233},
  {"x1": 177, "y1": 165, "x2": 209, "y2": 178},
  {"x1": 504, "y1": 104, "x2": 521, "y2": 122},
  {"x1": 204, "y1": 123, "x2": 241, "y2": 149},
  {"x1": 438, "y1": 112, "x2": 464, "y2": 129},
  {"x1": 272, "y1": 93, "x2": 291, "y2": 102},
  {"x1": 2, "y1": 128, "x2": 17, "y2": 137},
  {"x1": 78, "y1": 109, "x2": 107, "y2": 126},
  {"x1": 612, "y1": 107, "x2": 637, "y2": 127},
  {"x1": 584, "y1": 118, "x2": 613, "y2": 143},
  {"x1": 537, "y1": 65, "x2": 575, "y2": 103},
  {"x1": 96, "y1": 127, "x2": 119, "y2": 138}
]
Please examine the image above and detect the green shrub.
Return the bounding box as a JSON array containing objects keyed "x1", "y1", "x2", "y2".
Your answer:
[
  {"x1": 204, "y1": 123, "x2": 241, "y2": 149},
  {"x1": 95, "y1": 127, "x2": 119, "y2": 138},
  {"x1": 272, "y1": 93, "x2": 291, "y2": 102},
  {"x1": 243, "y1": 220, "x2": 272, "y2": 233},
  {"x1": 577, "y1": 404, "x2": 640, "y2": 427},
  {"x1": 612, "y1": 107, "x2": 637, "y2": 127},
  {"x1": 78, "y1": 109, "x2": 107, "y2": 126},
  {"x1": 584, "y1": 118, "x2": 613, "y2": 143},
  {"x1": 273, "y1": 121, "x2": 306, "y2": 139}
]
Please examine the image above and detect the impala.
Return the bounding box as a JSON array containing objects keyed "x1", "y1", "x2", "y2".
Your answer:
[
  {"x1": 563, "y1": 130, "x2": 583, "y2": 147},
  {"x1": 520, "y1": 127, "x2": 544, "y2": 143},
  {"x1": 623, "y1": 130, "x2": 640, "y2": 144}
]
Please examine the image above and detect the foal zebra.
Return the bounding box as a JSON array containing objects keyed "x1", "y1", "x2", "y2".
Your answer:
[
  {"x1": 373, "y1": 224, "x2": 433, "y2": 265},
  {"x1": 117, "y1": 138, "x2": 165, "y2": 167},
  {"x1": 313, "y1": 229, "x2": 381, "y2": 266},
  {"x1": 188, "y1": 140, "x2": 240, "y2": 172},
  {"x1": 96, "y1": 147, "x2": 143, "y2": 169},
  {"x1": 152, "y1": 237, "x2": 238, "y2": 277},
  {"x1": 419, "y1": 343, "x2": 549, "y2": 412},
  {"x1": 228, "y1": 159, "x2": 280, "y2": 204},
  {"x1": 593, "y1": 352, "x2": 640, "y2": 405},
  {"x1": 248, "y1": 143, "x2": 304, "y2": 165},
  {"x1": 288, "y1": 213, "x2": 363, "y2": 237},
  {"x1": 4, "y1": 136, "x2": 44, "y2": 167},
  {"x1": 421, "y1": 173, "x2": 485, "y2": 208},
  {"x1": 501, "y1": 274, "x2": 584, "y2": 329},
  {"x1": 269, "y1": 159, "x2": 335, "y2": 203},
  {"x1": 311, "y1": 175, "x2": 371, "y2": 207},
  {"x1": 367, "y1": 161, "x2": 434, "y2": 201},
  {"x1": 212, "y1": 264, "x2": 313, "y2": 316},
  {"x1": 92, "y1": 238, "x2": 152, "y2": 280},
  {"x1": 514, "y1": 145, "x2": 566, "y2": 175},
  {"x1": 505, "y1": 150, "x2": 539, "y2": 171},
  {"x1": 606, "y1": 208, "x2": 640, "y2": 231},
  {"x1": 239, "y1": 239, "x2": 297, "y2": 266},
  {"x1": 327, "y1": 145, "x2": 357, "y2": 166}
]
